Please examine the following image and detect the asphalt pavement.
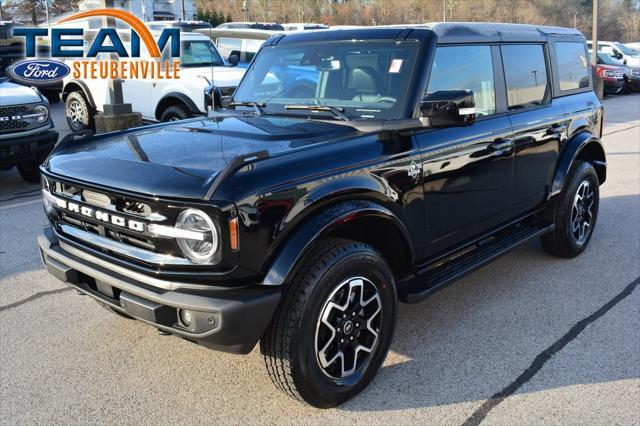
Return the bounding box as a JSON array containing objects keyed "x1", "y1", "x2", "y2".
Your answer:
[{"x1": 1, "y1": 95, "x2": 639, "y2": 424}]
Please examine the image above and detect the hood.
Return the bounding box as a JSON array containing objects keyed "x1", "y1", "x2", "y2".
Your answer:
[
  {"x1": 0, "y1": 81, "x2": 44, "y2": 106},
  {"x1": 45, "y1": 114, "x2": 358, "y2": 199},
  {"x1": 178, "y1": 66, "x2": 245, "y2": 88},
  {"x1": 598, "y1": 64, "x2": 624, "y2": 70}
]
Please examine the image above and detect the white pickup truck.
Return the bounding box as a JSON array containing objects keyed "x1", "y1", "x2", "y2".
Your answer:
[{"x1": 61, "y1": 32, "x2": 245, "y2": 131}]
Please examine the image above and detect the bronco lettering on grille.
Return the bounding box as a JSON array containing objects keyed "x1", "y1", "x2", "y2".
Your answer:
[{"x1": 55, "y1": 198, "x2": 145, "y2": 232}]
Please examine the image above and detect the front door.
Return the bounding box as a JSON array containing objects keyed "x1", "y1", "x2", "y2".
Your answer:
[{"x1": 415, "y1": 45, "x2": 515, "y2": 256}]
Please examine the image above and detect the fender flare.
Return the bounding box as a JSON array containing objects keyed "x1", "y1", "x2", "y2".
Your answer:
[
  {"x1": 549, "y1": 131, "x2": 606, "y2": 198},
  {"x1": 260, "y1": 200, "x2": 414, "y2": 286},
  {"x1": 61, "y1": 81, "x2": 96, "y2": 110},
  {"x1": 155, "y1": 92, "x2": 201, "y2": 118}
]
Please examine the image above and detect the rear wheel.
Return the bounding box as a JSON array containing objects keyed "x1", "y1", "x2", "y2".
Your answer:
[
  {"x1": 541, "y1": 161, "x2": 599, "y2": 258},
  {"x1": 260, "y1": 238, "x2": 397, "y2": 408}
]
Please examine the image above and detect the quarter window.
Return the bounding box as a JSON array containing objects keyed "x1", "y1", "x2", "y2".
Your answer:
[
  {"x1": 501, "y1": 44, "x2": 549, "y2": 109},
  {"x1": 427, "y1": 46, "x2": 496, "y2": 116},
  {"x1": 555, "y1": 42, "x2": 589, "y2": 91}
]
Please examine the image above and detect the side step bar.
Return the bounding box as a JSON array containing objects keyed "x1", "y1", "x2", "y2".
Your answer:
[{"x1": 398, "y1": 221, "x2": 554, "y2": 303}]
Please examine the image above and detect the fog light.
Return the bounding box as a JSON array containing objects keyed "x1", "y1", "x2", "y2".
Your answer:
[{"x1": 179, "y1": 309, "x2": 193, "y2": 327}]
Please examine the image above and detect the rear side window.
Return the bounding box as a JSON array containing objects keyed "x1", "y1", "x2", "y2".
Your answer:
[
  {"x1": 501, "y1": 44, "x2": 548, "y2": 109},
  {"x1": 555, "y1": 42, "x2": 589, "y2": 91},
  {"x1": 427, "y1": 45, "x2": 496, "y2": 116}
]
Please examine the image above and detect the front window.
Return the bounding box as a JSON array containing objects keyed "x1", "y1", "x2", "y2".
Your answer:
[
  {"x1": 614, "y1": 43, "x2": 640, "y2": 56},
  {"x1": 233, "y1": 41, "x2": 419, "y2": 120},
  {"x1": 427, "y1": 45, "x2": 496, "y2": 116},
  {"x1": 179, "y1": 40, "x2": 224, "y2": 68}
]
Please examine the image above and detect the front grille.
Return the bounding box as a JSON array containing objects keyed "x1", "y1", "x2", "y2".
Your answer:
[
  {"x1": 44, "y1": 179, "x2": 180, "y2": 265},
  {"x1": 0, "y1": 104, "x2": 43, "y2": 134}
]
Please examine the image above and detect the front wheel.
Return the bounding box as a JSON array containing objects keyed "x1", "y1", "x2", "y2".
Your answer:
[
  {"x1": 65, "y1": 91, "x2": 94, "y2": 132},
  {"x1": 159, "y1": 104, "x2": 190, "y2": 122},
  {"x1": 17, "y1": 162, "x2": 42, "y2": 183},
  {"x1": 260, "y1": 238, "x2": 397, "y2": 408},
  {"x1": 541, "y1": 161, "x2": 599, "y2": 258}
]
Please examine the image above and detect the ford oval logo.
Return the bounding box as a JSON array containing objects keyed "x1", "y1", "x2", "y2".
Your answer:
[{"x1": 11, "y1": 59, "x2": 70, "y2": 83}]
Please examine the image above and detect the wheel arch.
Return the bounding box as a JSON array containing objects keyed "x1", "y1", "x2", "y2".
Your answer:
[
  {"x1": 155, "y1": 92, "x2": 200, "y2": 120},
  {"x1": 62, "y1": 81, "x2": 96, "y2": 109},
  {"x1": 260, "y1": 199, "x2": 414, "y2": 286},
  {"x1": 550, "y1": 131, "x2": 606, "y2": 199}
]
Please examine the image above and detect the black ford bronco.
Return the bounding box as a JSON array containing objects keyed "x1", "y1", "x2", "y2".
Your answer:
[{"x1": 38, "y1": 23, "x2": 605, "y2": 407}]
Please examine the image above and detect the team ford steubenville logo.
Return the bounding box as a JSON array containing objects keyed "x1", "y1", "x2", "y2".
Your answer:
[{"x1": 11, "y1": 59, "x2": 70, "y2": 83}]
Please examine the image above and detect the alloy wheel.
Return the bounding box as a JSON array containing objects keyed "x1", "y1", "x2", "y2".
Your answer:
[
  {"x1": 69, "y1": 99, "x2": 84, "y2": 126},
  {"x1": 314, "y1": 277, "x2": 382, "y2": 381},
  {"x1": 571, "y1": 180, "x2": 595, "y2": 244}
]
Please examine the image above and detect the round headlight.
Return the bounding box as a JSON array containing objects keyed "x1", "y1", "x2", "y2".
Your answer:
[
  {"x1": 33, "y1": 105, "x2": 49, "y2": 122},
  {"x1": 175, "y1": 209, "x2": 218, "y2": 264}
]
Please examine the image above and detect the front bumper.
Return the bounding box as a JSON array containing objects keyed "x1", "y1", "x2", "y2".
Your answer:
[
  {"x1": 0, "y1": 128, "x2": 58, "y2": 169},
  {"x1": 602, "y1": 78, "x2": 624, "y2": 94},
  {"x1": 38, "y1": 227, "x2": 280, "y2": 354},
  {"x1": 627, "y1": 77, "x2": 640, "y2": 92}
]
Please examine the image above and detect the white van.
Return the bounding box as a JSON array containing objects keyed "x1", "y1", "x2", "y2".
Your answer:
[{"x1": 61, "y1": 32, "x2": 245, "y2": 131}]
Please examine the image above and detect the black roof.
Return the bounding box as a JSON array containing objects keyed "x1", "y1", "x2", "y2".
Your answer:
[{"x1": 270, "y1": 22, "x2": 585, "y2": 46}]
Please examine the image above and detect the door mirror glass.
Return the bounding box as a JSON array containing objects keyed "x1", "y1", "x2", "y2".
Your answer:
[
  {"x1": 420, "y1": 90, "x2": 476, "y2": 127},
  {"x1": 228, "y1": 53, "x2": 240, "y2": 67}
]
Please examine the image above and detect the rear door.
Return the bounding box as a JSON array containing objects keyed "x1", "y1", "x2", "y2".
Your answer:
[
  {"x1": 415, "y1": 44, "x2": 515, "y2": 256},
  {"x1": 500, "y1": 44, "x2": 568, "y2": 213}
]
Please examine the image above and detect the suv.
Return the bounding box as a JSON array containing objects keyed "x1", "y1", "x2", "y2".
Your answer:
[
  {"x1": 61, "y1": 32, "x2": 245, "y2": 131},
  {"x1": 38, "y1": 24, "x2": 605, "y2": 407},
  {"x1": 0, "y1": 78, "x2": 57, "y2": 182}
]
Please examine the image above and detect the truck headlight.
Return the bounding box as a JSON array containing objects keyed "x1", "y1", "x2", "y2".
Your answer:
[
  {"x1": 33, "y1": 105, "x2": 49, "y2": 122},
  {"x1": 175, "y1": 209, "x2": 218, "y2": 264}
]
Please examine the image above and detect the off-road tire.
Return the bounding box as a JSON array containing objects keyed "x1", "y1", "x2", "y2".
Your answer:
[
  {"x1": 159, "y1": 104, "x2": 190, "y2": 122},
  {"x1": 65, "y1": 91, "x2": 94, "y2": 132},
  {"x1": 260, "y1": 238, "x2": 397, "y2": 408},
  {"x1": 541, "y1": 161, "x2": 599, "y2": 258}
]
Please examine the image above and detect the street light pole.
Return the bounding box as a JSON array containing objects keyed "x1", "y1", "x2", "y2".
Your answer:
[{"x1": 592, "y1": 0, "x2": 598, "y2": 66}]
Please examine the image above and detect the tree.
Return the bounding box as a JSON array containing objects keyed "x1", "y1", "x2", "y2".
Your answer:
[{"x1": 51, "y1": 0, "x2": 78, "y2": 16}]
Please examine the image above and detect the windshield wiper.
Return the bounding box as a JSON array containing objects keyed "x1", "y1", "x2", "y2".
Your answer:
[
  {"x1": 229, "y1": 101, "x2": 265, "y2": 115},
  {"x1": 284, "y1": 104, "x2": 349, "y2": 121}
]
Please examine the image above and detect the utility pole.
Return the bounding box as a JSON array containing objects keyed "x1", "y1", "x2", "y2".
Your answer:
[
  {"x1": 443, "y1": 0, "x2": 446, "y2": 22},
  {"x1": 45, "y1": 0, "x2": 50, "y2": 29},
  {"x1": 180, "y1": 0, "x2": 185, "y2": 20},
  {"x1": 574, "y1": 11, "x2": 577, "y2": 29},
  {"x1": 592, "y1": 0, "x2": 598, "y2": 66}
]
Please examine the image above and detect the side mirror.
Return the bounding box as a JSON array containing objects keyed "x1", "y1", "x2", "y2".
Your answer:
[
  {"x1": 205, "y1": 85, "x2": 222, "y2": 110},
  {"x1": 228, "y1": 54, "x2": 239, "y2": 67},
  {"x1": 420, "y1": 90, "x2": 476, "y2": 127}
]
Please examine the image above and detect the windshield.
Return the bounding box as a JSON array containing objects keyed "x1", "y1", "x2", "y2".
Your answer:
[
  {"x1": 179, "y1": 40, "x2": 225, "y2": 67},
  {"x1": 614, "y1": 43, "x2": 640, "y2": 56},
  {"x1": 597, "y1": 52, "x2": 623, "y2": 66},
  {"x1": 233, "y1": 41, "x2": 419, "y2": 120}
]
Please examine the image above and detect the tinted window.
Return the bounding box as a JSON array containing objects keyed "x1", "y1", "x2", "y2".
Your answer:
[
  {"x1": 501, "y1": 44, "x2": 548, "y2": 109},
  {"x1": 234, "y1": 41, "x2": 419, "y2": 120},
  {"x1": 555, "y1": 42, "x2": 589, "y2": 91},
  {"x1": 427, "y1": 46, "x2": 496, "y2": 116}
]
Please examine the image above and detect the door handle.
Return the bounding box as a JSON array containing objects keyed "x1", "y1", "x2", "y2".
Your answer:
[{"x1": 488, "y1": 139, "x2": 514, "y2": 152}]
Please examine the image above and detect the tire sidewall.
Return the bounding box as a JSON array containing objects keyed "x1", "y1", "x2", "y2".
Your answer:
[
  {"x1": 563, "y1": 163, "x2": 599, "y2": 253},
  {"x1": 292, "y1": 249, "x2": 397, "y2": 407}
]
